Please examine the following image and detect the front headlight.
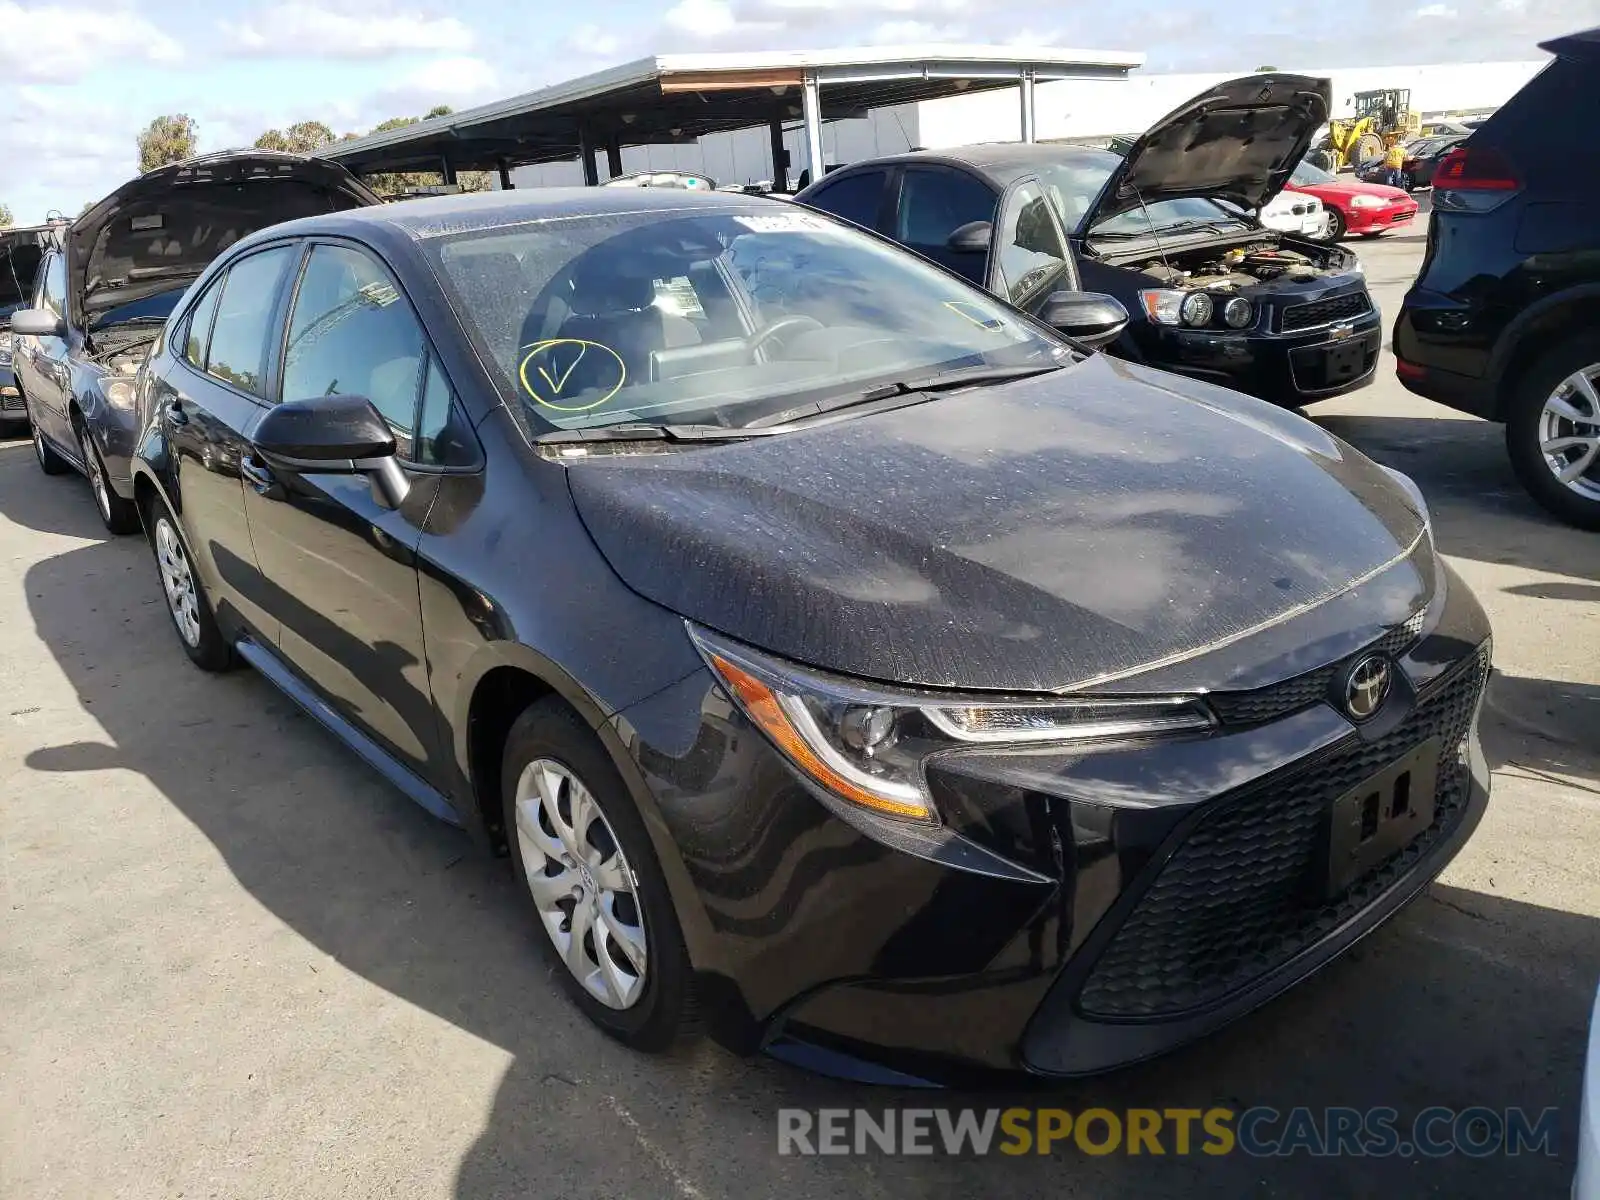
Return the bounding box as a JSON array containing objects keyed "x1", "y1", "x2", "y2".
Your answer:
[
  {"x1": 102, "y1": 378, "x2": 136, "y2": 409},
  {"x1": 1222, "y1": 296, "x2": 1253, "y2": 329},
  {"x1": 1138, "y1": 289, "x2": 1186, "y2": 327},
  {"x1": 1350, "y1": 194, "x2": 1386, "y2": 209},
  {"x1": 690, "y1": 625, "x2": 1215, "y2": 823}
]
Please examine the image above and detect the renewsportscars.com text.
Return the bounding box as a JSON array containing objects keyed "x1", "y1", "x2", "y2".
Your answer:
[{"x1": 777, "y1": 1106, "x2": 1559, "y2": 1158}]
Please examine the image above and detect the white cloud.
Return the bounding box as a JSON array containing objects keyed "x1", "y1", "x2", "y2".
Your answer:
[
  {"x1": 866, "y1": 19, "x2": 966, "y2": 42},
  {"x1": 222, "y1": 4, "x2": 475, "y2": 59},
  {"x1": 568, "y1": 24, "x2": 623, "y2": 59},
  {"x1": 1415, "y1": 3, "x2": 1458, "y2": 16},
  {"x1": 399, "y1": 55, "x2": 500, "y2": 96},
  {"x1": 0, "y1": 0, "x2": 180, "y2": 83},
  {"x1": 664, "y1": 0, "x2": 741, "y2": 36}
]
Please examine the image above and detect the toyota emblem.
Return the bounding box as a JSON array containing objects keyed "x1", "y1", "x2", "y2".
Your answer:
[{"x1": 1344, "y1": 655, "x2": 1392, "y2": 721}]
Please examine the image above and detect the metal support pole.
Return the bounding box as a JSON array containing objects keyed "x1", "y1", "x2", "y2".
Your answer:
[
  {"x1": 801, "y1": 70, "x2": 824, "y2": 186},
  {"x1": 605, "y1": 135, "x2": 623, "y2": 179},
  {"x1": 1019, "y1": 69, "x2": 1037, "y2": 143},
  {"x1": 577, "y1": 126, "x2": 599, "y2": 186},
  {"x1": 497, "y1": 158, "x2": 513, "y2": 190},
  {"x1": 440, "y1": 156, "x2": 458, "y2": 185},
  {"x1": 768, "y1": 116, "x2": 788, "y2": 193}
]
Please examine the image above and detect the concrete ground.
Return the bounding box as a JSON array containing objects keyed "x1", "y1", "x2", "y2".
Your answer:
[{"x1": 2, "y1": 214, "x2": 1597, "y2": 1199}]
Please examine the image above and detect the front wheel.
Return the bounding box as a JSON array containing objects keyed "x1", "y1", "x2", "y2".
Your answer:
[
  {"x1": 1322, "y1": 207, "x2": 1346, "y2": 242},
  {"x1": 146, "y1": 495, "x2": 236, "y2": 670},
  {"x1": 77, "y1": 417, "x2": 140, "y2": 534},
  {"x1": 1504, "y1": 335, "x2": 1600, "y2": 530},
  {"x1": 502, "y1": 698, "x2": 699, "y2": 1052}
]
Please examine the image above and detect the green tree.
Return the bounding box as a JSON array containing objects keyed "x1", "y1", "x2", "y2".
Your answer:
[
  {"x1": 255, "y1": 120, "x2": 336, "y2": 154},
  {"x1": 137, "y1": 114, "x2": 198, "y2": 172},
  {"x1": 80, "y1": 201, "x2": 95, "y2": 217},
  {"x1": 0, "y1": 203, "x2": 13, "y2": 228}
]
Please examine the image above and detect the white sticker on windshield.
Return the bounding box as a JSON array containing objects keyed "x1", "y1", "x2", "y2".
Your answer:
[
  {"x1": 733, "y1": 213, "x2": 833, "y2": 233},
  {"x1": 130, "y1": 214, "x2": 164, "y2": 231}
]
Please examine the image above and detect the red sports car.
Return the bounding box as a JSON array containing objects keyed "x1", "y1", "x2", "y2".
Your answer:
[{"x1": 1285, "y1": 158, "x2": 1420, "y2": 241}]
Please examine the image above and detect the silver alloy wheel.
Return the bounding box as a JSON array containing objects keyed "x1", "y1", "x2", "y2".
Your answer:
[
  {"x1": 82, "y1": 434, "x2": 111, "y2": 520},
  {"x1": 1538, "y1": 363, "x2": 1600, "y2": 501},
  {"x1": 154, "y1": 518, "x2": 202, "y2": 647},
  {"x1": 513, "y1": 758, "x2": 648, "y2": 1010},
  {"x1": 32, "y1": 424, "x2": 46, "y2": 467}
]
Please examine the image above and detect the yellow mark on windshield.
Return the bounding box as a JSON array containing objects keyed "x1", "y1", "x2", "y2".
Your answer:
[
  {"x1": 943, "y1": 301, "x2": 1006, "y2": 332},
  {"x1": 518, "y1": 338, "x2": 627, "y2": 412}
]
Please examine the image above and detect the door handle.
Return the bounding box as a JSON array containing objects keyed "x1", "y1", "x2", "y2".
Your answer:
[{"x1": 240, "y1": 453, "x2": 285, "y2": 500}]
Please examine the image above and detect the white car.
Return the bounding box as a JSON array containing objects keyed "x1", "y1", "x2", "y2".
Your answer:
[
  {"x1": 1579, "y1": 978, "x2": 1600, "y2": 1200},
  {"x1": 1259, "y1": 190, "x2": 1329, "y2": 238}
]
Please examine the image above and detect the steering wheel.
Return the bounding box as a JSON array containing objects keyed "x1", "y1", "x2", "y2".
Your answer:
[{"x1": 745, "y1": 314, "x2": 824, "y2": 360}]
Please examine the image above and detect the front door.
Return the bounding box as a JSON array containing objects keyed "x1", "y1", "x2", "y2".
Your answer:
[
  {"x1": 16, "y1": 250, "x2": 73, "y2": 449},
  {"x1": 239, "y1": 240, "x2": 445, "y2": 779},
  {"x1": 156, "y1": 245, "x2": 299, "y2": 644}
]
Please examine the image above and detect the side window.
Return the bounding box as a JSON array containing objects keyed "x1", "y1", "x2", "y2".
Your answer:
[
  {"x1": 183, "y1": 278, "x2": 224, "y2": 370},
  {"x1": 894, "y1": 167, "x2": 997, "y2": 252},
  {"x1": 282, "y1": 244, "x2": 426, "y2": 461},
  {"x1": 803, "y1": 171, "x2": 888, "y2": 230},
  {"x1": 995, "y1": 182, "x2": 1075, "y2": 307},
  {"x1": 206, "y1": 247, "x2": 294, "y2": 397},
  {"x1": 37, "y1": 253, "x2": 66, "y2": 318}
]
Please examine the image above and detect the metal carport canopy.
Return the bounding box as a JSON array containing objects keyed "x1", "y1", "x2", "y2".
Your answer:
[{"x1": 315, "y1": 44, "x2": 1144, "y2": 190}]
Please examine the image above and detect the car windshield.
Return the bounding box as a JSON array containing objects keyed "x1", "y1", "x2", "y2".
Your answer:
[
  {"x1": 1028, "y1": 156, "x2": 1250, "y2": 240},
  {"x1": 424, "y1": 206, "x2": 1066, "y2": 431},
  {"x1": 1291, "y1": 159, "x2": 1337, "y2": 186}
]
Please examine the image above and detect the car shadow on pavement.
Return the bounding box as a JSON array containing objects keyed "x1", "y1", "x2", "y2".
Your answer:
[
  {"x1": 9, "y1": 477, "x2": 1596, "y2": 1198},
  {"x1": 0, "y1": 438, "x2": 103, "y2": 539}
]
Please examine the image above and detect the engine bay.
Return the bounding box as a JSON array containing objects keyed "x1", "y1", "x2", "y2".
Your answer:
[{"x1": 1139, "y1": 244, "x2": 1344, "y2": 294}]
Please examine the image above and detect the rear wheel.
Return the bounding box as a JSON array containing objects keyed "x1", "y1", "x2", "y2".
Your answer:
[
  {"x1": 502, "y1": 698, "x2": 698, "y2": 1051},
  {"x1": 1505, "y1": 335, "x2": 1600, "y2": 530},
  {"x1": 146, "y1": 494, "x2": 236, "y2": 671},
  {"x1": 75, "y1": 415, "x2": 140, "y2": 534}
]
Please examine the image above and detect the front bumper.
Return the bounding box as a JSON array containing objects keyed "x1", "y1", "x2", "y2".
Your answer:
[
  {"x1": 0, "y1": 363, "x2": 23, "y2": 417},
  {"x1": 612, "y1": 563, "x2": 1493, "y2": 1082},
  {"x1": 1343, "y1": 200, "x2": 1419, "y2": 235}
]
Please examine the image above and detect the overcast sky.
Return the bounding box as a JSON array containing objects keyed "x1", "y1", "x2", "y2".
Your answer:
[{"x1": 1, "y1": 0, "x2": 1590, "y2": 223}]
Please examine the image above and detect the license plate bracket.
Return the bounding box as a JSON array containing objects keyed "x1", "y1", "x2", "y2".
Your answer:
[
  {"x1": 1325, "y1": 340, "x2": 1365, "y2": 383},
  {"x1": 1322, "y1": 738, "x2": 1440, "y2": 898}
]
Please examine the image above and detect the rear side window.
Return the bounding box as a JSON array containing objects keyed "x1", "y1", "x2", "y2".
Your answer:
[
  {"x1": 804, "y1": 171, "x2": 888, "y2": 230},
  {"x1": 205, "y1": 247, "x2": 294, "y2": 397},
  {"x1": 895, "y1": 167, "x2": 996, "y2": 250}
]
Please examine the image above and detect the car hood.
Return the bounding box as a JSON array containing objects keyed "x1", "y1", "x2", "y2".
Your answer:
[
  {"x1": 566, "y1": 354, "x2": 1429, "y2": 693},
  {"x1": 1086, "y1": 74, "x2": 1332, "y2": 228},
  {"x1": 68, "y1": 151, "x2": 380, "y2": 330},
  {"x1": 1293, "y1": 177, "x2": 1409, "y2": 201}
]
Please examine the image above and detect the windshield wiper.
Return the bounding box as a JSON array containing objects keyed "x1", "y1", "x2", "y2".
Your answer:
[
  {"x1": 536, "y1": 422, "x2": 784, "y2": 445},
  {"x1": 744, "y1": 362, "x2": 1067, "y2": 430}
]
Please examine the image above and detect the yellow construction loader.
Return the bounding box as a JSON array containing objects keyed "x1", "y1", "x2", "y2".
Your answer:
[{"x1": 1311, "y1": 89, "x2": 1423, "y2": 170}]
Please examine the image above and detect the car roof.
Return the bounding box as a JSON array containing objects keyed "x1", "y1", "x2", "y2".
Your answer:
[
  {"x1": 827, "y1": 143, "x2": 1119, "y2": 187},
  {"x1": 282, "y1": 186, "x2": 791, "y2": 242}
]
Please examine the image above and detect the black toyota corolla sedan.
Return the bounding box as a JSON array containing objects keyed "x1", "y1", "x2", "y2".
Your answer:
[
  {"x1": 797, "y1": 74, "x2": 1382, "y2": 408},
  {"x1": 129, "y1": 187, "x2": 1491, "y2": 1082}
]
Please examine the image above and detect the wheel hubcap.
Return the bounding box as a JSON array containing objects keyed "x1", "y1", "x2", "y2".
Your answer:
[
  {"x1": 32, "y1": 426, "x2": 45, "y2": 465},
  {"x1": 513, "y1": 758, "x2": 648, "y2": 1010},
  {"x1": 155, "y1": 519, "x2": 202, "y2": 647},
  {"x1": 1538, "y1": 364, "x2": 1600, "y2": 500},
  {"x1": 84, "y1": 438, "x2": 110, "y2": 518}
]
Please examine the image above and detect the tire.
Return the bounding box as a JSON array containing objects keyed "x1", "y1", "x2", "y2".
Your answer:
[
  {"x1": 30, "y1": 411, "x2": 69, "y2": 475},
  {"x1": 144, "y1": 493, "x2": 236, "y2": 671},
  {"x1": 75, "y1": 415, "x2": 141, "y2": 535},
  {"x1": 1504, "y1": 334, "x2": 1600, "y2": 531},
  {"x1": 501, "y1": 698, "x2": 699, "y2": 1052},
  {"x1": 1360, "y1": 231, "x2": 1384, "y2": 240},
  {"x1": 1354, "y1": 132, "x2": 1384, "y2": 165},
  {"x1": 1322, "y1": 207, "x2": 1346, "y2": 242}
]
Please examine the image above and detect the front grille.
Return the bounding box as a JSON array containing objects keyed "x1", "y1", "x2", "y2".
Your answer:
[
  {"x1": 1281, "y1": 291, "x2": 1373, "y2": 333},
  {"x1": 1076, "y1": 643, "x2": 1489, "y2": 1020},
  {"x1": 1207, "y1": 609, "x2": 1426, "y2": 727}
]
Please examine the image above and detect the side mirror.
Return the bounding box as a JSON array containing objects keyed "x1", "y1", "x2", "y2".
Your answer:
[
  {"x1": 253, "y1": 395, "x2": 411, "y2": 508},
  {"x1": 9, "y1": 308, "x2": 65, "y2": 337},
  {"x1": 1039, "y1": 290, "x2": 1129, "y2": 351},
  {"x1": 947, "y1": 220, "x2": 993, "y2": 254}
]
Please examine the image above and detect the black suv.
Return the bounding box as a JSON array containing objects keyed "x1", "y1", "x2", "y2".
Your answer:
[{"x1": 1393, "y1": 27, "x2": 1600, "y2": 528}]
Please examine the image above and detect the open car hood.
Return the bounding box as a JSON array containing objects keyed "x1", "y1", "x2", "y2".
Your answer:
[
  {"x1": 1085, "y1": 73, "x2": 1332, "y2": 228},
  {"x1": 68, "y1": 151, "x2": 380, "y2": 329}
]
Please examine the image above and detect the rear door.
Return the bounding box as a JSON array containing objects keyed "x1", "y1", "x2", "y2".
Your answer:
[
  {"x1": 238, "y1": 239, "x2": 469, "y2": 780},
  {"x1": 152, "y1": 244, "x2": 300, "y2": 644},
  {"x1": 888, "y1": 165, "x2": 999, "y2": 284}
]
